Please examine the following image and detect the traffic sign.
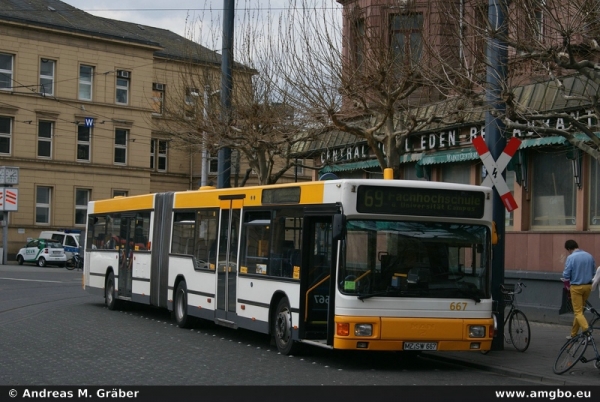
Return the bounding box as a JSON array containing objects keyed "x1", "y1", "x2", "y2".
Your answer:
[
  {"x1": 0, "y1": 187, "x2": 18, "y2": 211},
  {"x1": 473, "y1": 136, "x2": 521, "y2": 212}
]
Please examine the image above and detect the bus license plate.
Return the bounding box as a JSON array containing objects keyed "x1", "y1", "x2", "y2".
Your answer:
[{"x1": 403, "y1": 342, "x2": 437, "y2": 351}]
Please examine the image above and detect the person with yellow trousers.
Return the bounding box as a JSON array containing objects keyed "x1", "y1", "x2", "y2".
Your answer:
[{"x1": 563, "y1": 239, "x2": 596, "y2": 339}]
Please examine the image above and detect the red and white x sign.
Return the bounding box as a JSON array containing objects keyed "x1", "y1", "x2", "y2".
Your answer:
[{"x1": 473, "y1": 136, "x2": 522, "y2": 212}]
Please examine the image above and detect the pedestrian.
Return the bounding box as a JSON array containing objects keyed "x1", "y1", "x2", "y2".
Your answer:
[{"x1": 562, "y1": 239, "x2": 596, "y2": 339}]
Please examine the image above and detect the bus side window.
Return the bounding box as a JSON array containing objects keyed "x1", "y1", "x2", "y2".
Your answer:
[{"x1": 196, "y1": 209, "x2": 218, "y2": 270}]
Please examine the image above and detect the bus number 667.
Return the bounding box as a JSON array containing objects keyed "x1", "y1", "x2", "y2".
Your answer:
[
  {"x1": 314, "y1": 295, "x2": 329, "y2": 305},
  {"x1": 450, "y1": 302, "x2": 467, "y2": 311}
]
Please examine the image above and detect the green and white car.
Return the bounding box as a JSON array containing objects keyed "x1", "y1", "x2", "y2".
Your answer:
[{"x1": 16, "y1": 238, "x2": 67, "y2": 267}]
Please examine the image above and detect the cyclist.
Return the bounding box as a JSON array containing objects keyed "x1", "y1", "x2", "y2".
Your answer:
[
  {"x1": 563, "y1": 239, "x2": 596, "y2": 340},
  {"x1": 592, "y1": 266, "x2": 600, "y2": 297}
]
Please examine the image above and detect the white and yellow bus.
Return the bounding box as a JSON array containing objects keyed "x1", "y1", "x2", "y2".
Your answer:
[{"x1": 83, "y1": 177, "x2": 495, "y2": 354}]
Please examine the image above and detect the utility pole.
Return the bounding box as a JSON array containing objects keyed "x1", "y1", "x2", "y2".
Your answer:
[
  {"x1": 486, "y1": 0, "x2": 508, "y2": 350},
  {"x1": 217, "y1": 0, "x2": 235, "y2": 189}
]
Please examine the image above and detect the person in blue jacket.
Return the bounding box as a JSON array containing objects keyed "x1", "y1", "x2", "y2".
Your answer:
[{"x1": 563, "y1": 239, "x2": 596, "y2": 339}]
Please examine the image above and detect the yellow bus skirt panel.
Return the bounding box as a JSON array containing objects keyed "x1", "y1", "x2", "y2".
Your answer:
[{"x1": 333, "y1": 316, "x2": 494, "y2": 351}]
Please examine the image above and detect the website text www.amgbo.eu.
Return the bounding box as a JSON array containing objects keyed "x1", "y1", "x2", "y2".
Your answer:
[{"x1": 496, "y1": 389, "x2": 592, "y2": 400}]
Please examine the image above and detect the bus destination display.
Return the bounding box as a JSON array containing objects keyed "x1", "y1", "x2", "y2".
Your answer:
[{"x1": 356, "y1": 185, "x2": 485, "y2": 218}]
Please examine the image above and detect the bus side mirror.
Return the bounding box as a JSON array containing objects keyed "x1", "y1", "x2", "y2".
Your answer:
[{"x1": 333, "y1": 214, "x2": 346, "y2": 241}]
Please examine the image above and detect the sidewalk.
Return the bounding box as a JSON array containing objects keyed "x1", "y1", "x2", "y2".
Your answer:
[{"x1": 425, "y1": 321, "x2": 600, "y2": 385}]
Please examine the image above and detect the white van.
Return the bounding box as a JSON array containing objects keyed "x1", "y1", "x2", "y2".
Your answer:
[{"x1": 39, "y1": 230, "x2": 82, "y2": 260}]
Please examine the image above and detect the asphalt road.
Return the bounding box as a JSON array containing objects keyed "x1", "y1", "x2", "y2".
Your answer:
[{"x1": 0, "y1": 264, "x2": 539, "y2": 386}]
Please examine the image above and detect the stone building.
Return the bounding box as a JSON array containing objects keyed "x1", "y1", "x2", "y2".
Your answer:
[
  {"x1": 0, "y1": 0, "x2": 309, "y2": 257},
  {"x1": 293, "y1": 0, "x2": 600, "y2": 322}
]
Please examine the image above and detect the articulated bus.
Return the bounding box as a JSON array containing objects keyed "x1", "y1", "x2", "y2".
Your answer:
[{"x1": 83, "y1": 177, "x2": 495, "y2": 354}]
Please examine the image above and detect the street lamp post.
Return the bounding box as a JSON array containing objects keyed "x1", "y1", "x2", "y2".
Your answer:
[{"x1": 486, "y1": 0, "x2": 508, "y2": 351}]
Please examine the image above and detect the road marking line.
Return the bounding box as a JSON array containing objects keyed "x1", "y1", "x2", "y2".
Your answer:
[{"x1": 0, "y1": 277, "x2": 63, "y2": 283}]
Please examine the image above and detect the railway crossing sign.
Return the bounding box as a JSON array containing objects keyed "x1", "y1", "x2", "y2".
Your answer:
[{"x1": 473, "y1": 136, "x2": 522, "y2": 212}]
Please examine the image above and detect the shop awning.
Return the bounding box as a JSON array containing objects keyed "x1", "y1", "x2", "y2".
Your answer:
[
  {"x1": 418, "y1": 147, "x2": 479, "y2": 166},
  {"x1": 519, "y1": 136, "x2": 566, "y2": 148},
  {"x1": 319, "y1": 159, "x2": 381, "y2": 173}
]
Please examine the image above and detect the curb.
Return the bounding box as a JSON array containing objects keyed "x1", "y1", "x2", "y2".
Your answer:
[{"x1": 421, "y1": 353, "x2": 573, "y2": 386}]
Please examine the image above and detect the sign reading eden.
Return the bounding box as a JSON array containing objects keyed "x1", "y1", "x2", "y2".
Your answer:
[{"x1": 319, "y1": 107, "x2": 597, "y2": 165}]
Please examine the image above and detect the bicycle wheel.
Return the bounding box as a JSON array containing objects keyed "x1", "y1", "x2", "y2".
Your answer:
[
  {"x1": 508, "y1": 310, "x2": 531, "y2": 352},
  {"x1": 553, "y1": 336, "x2": 588, "y2": 374},
  {"x1": 65, "y1": 258, "x2": 75, "y2": 270}
]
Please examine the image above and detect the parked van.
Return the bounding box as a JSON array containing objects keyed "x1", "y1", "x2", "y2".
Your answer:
[{"x1": 39, "y1": 230, "x2": 81, "y2": 260}]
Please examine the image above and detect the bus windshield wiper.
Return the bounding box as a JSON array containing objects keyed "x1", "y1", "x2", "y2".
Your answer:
[{"x1": 357, "y1": 289, "x2": 396, "y2": 301}]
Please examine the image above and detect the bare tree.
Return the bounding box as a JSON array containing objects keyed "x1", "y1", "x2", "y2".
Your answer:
[
  {"x1": 270, "y1": 0, "x2": 487, "y2": 178},
  {"x1": 151, "y1": 1, "x2": 320, "y2": 186},
  {"x1": 438, "y1": 0, "x2": 600, "y2": 160}
]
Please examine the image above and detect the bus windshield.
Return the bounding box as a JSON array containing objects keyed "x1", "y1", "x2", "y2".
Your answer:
[{"x1": 339, "y1": 220, "x2": 490, "y2": 302}]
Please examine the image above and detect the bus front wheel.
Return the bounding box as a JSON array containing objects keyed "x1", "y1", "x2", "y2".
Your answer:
[
  {"x1": 273, "y1": 297, "x2": 299, "y2": 355},
  {"x1": 174, "y1": 281, "x2": 190, "y2": 328}
]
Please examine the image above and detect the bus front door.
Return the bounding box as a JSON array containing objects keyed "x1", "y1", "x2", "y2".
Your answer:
[
  {"x1": 302, "y1": 216, "x2": 336, "y2": 344},
  {"x1": 215, "y1": 197, "x2": 242, "y2": 323},
  {"x1": 117, "y1": 214, "x2": 134, "y2": 299}
]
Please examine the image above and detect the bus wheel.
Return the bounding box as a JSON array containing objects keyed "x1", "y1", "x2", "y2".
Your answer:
[
  {"x1": 174, "y1": 281, "x2": 190, "y2": 328},
  {"x1": 105, "y1": 272, "x2": 118, "y2": 310},
  {"x1": 273, "y1": 297, "x2": 298, "y2": 355}
]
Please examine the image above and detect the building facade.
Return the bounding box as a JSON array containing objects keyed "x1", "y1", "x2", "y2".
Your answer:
[
  {"x1": 303, "y1": 0, "x2": 600, "y2": 322},
  {"x1": 0, "y1": 0, "x2": 309, "y2": 258}
]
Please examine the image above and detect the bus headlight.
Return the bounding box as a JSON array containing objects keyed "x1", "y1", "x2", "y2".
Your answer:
[
  {"x1": 469, "y1": 325, "x2": 486, "y2": 338},
  {"x1": 354, "y1": 324, "x2": 372, "y2": 337}
]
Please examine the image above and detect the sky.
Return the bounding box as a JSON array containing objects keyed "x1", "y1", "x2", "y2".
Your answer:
[{"x1": 59, "y1": 0, "x2": 293, "y2": 40}]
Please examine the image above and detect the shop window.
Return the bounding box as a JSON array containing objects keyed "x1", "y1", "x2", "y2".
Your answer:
[
  {"x1": 590, "y1": 158, "x2": 600, "y2": 227},
  {"x1": 441, "y1": 162, "x2": 471, "y2": 184},
  {"x1": 531, "y1": 150, "x2": 575, "y2": 228}
]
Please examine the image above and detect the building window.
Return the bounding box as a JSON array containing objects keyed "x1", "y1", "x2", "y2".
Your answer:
[
  {"x1": 0, "y1": 116, "x2": 11, "y2": 154},
  {"x1": 352, "y1": 18, "x2": 365, "y2": 71},
  {"x1": 295, "y1": 159, "x2": 305, "y2": 176},
  {"x1": 390, "y1": 13, "x2": 423, "y2": 68},
  {"x1": 150, "y1": 139, "x2": 167, "y2": 172},
  {"x1": 114, "y1": 129, "x2": 128, "y2": 164},
  {"x1": 533, "y1": 0, "x2": 545, "y2": 41},
  {"x1": 77, "y1": 125, "x2": 91, "y2": 162},
  {"x1": 38, "y1": 121, "x2": 53, "y2": 158},
  {"x1": 75, "y1": 189, "x2": 90, "y2": 225},
  {"x1": 152, "y1": 83, "x2": 165, "y2": 114},
  {"x1": 79, "y1": 65, "x2": 93, "y2": 101},
  {"x1": 36, "y1": 186, "x2": 52, "y2": 224},
  {"x1": 40, "y1": 59, "x2": 55, "y2": 96},
  {"x1": 505, "y1": 170, "x2": 515, "y2": 230},
  {"x1": 209, "y1": 153, "x2": 219, "y2": 174},
  {"x1": 441, "y1": 163, "x2": 471, "y2": 184},
  {"x1": 531, "y1": 150, "x2": 576, "y2": 228},
  {"x1": 113, "y1": 190, "x2": 128, "y2": 197},
  {"x1": 0, "y1": 53, "x2": 13, "y2": 90},
  {"x1": 116, "y1": 72, "x2": 130, "y2": 104},
  {"x1": 184, "y1": 87, "x2": 199, "y2": 119}
]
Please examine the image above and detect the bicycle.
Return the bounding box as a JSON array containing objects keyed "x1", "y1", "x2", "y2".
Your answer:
[
  {"x1": 65, "y1": 253, "x2": 84, "y2": 271},
  {"x1": 553, "y1": 301, "x2": 600, "y2": 374},
  {"x1": 500, "y1": 282, "x2": 531, "y2": 352}
]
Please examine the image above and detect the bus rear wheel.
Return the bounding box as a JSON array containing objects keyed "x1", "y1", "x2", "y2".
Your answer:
[
  {"x1": 174, "y1": 281, "x2": 190, "y2": 328},
  {"x1": 273, "y1": 297, "x2": 299, "y2": 355},
  {"x1": 105, "y1": 272, "x2": 118, "y2": 310}
]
